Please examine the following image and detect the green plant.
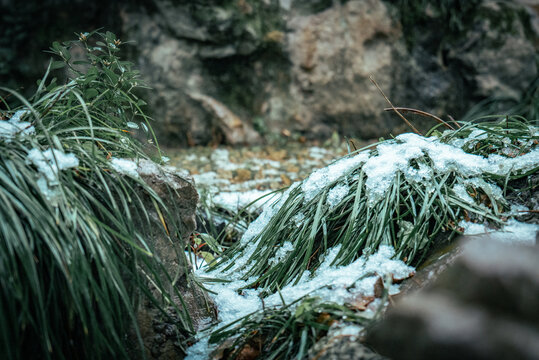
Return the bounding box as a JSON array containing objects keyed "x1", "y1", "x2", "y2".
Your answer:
[
  {"x1": 209, "y1": 116, "x2": 538, "y2": 296},
  {"x1": 209, "y1": 296, "x2": 372, "y2": 360},
  {"x1": 0, "y1": 31, "x2": 192, "y2": 360}
]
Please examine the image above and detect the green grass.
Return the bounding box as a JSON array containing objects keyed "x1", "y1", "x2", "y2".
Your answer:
[
  {"x1": 196, "y1": 115, "x2": 537, "y2": 359},
  {"x1": 209, "y1": 116, "x2": 538, "y2": 297},
  {"x1": 209, "y1": 296, "x2": 374, "y2": 360},
  {"x1": 0, "y1": 31, "x2": 192, "y2": 359}
]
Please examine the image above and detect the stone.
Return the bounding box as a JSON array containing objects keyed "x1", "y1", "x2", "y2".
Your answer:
[
  {"x1": 126, "y1": 160, "x2": 216, "y2": 359},
  {"x1": 366, "y1": 238, "x2": 539, "y2": 360}
]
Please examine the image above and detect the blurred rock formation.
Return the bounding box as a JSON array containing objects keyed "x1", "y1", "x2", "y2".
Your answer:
[{"x1": 1, "y1": 0, "x2": 538, "y2": 146}]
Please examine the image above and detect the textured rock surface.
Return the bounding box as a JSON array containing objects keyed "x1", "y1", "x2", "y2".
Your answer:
[
  {"x1": 1, "y1": 0, "x2": 538, "y2": 146},
  {"x1": 119, "y1": 0, "x2": 538, "y2": 146},
  {"x1": 129, "y1": 160, "x2": 215, "y2": 359},
  {"x1": 366, "y1": 238, "x2": 539, "y2": 360}
]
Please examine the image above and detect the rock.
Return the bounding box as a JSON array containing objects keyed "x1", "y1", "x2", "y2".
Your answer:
[
  {"x1": 366, "y1": 238, "x2": 539, "y2": 360},
  {"x1": 2, "y1": 0, "x2": 538, "y2": 145},
  {"x1": 126, "y1": 160, "x2": 216, "y2": 359},
  {"x1": 309, "y1": 336, "x2": 389, "y2": 360}
]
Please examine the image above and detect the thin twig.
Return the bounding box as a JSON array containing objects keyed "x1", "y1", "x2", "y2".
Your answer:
[
  {"x1": 369, "y1": 76, "x2": 422, "y2": 135},
  {"x1": 383, "y1": 107, "x2": 455, "y2": 130}
]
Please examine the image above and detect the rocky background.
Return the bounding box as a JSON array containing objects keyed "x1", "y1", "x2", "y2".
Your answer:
[{"x1": 1, "y1": 0, "x2": 538, "y2": 147}]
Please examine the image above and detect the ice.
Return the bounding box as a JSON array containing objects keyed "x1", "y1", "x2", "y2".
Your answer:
[
  {"x1": 109, "y1": 157, "x2": 139, "y2": 178},
  {"x1": 0, "y1": 110, "x2": 35, "y2": 142}
]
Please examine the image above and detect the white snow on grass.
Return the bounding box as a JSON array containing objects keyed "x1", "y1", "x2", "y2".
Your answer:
[
  {"x1": 0, "y1": 110, "x2": 35, "y2": 142},
  {"x1": 27, "y1": 148, "x2": 79, "y2": 182},
  {"x1": 26, "y1": 148, "x2": 79, "y2": 199},
  {"x1": 186, "y1": 131, "x2": 539, "y2": 359},
  {"x1": 302, "y1": 152, "x2": 370, "y2": 203},
  {"x1": 459, "y1": 219, "x2": 538, "y2": 246},
  {"x1": 326, "y1": 183, "x2": 350, "y2": 209},
  {"x1": 109, "y1": 157, "x2": 139, "y2": 178},
  {"x1": 363, "y1": 133, "x2": 539, "y2": 204}
]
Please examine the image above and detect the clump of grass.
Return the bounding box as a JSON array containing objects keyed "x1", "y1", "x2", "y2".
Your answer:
[
  {"x1": 0, "y1": 31, "x2": 192, "y2": 359},
  {"x1": 210, "y1": 115, "x2": 538, "y2": 296},
  {"x1": 209, "y1": 296, "x2": 372, "y2": 360}
]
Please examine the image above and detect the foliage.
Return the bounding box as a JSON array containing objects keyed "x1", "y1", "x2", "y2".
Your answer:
[
  {"x1": 0, "y1": 31, "x2": 191, "y2": 360},
  {"x1": 209, "y1": 116, "x2": 538, "y2": 296},
  {"x1": 209, "y1": 296, "x2": 372, "y2": 360}
]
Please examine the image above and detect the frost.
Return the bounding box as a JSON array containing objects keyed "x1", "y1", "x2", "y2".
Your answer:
[
  {"x1": 0, "y1": 110, "x2": 35, "y2": 142},
  {"x1": 109, "y1": 157, "x2": 139, "y2": 178}
]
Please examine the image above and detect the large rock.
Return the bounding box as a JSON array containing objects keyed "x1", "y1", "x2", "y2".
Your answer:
[
  {"x1": 128, "y1": 160, "x2": 215, "y2": 359},
  {"x1": 119, "y1": 0, "x2": 538, "y2": 146},
  {"x1": 366, "y1": 238, "x2": 539, "y2": 360},
  {"x1": 1, "y1": 0, "x2": 537, "y2": 145}
]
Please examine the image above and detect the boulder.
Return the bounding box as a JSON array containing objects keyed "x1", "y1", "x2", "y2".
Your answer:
[
  {"x1": 128, "y1": 160, "x2": 215, "y2": 359},
  {"x1": 366, "y1": 238, "x2": 539, "y2": 360},
  {"x1": 1, "y1": 0, "x2": 537, "y2": 145}
]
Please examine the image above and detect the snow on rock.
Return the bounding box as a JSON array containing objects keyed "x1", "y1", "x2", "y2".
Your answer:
[
  {"x1": 0, "y1": 110, "x2": 35, "y2": 142},
  {"x1": 459, "y1": 219, "x2": 538, "y2": 246},
  {"x1": 109, "y1": 157, "x2": 139, "y2": 178}
]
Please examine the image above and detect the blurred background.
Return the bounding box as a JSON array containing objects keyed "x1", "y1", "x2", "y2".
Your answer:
[{"x1": 1, "y1": 0, "x2": 538, "y2": 148}]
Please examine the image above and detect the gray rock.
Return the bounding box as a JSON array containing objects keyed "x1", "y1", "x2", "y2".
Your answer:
[
  {"x1": 127, "y1": 160, "x2": 216, "y2": 359},
  {"x1": 366, "y1": 238, "x2": 539, "y2": 360}
]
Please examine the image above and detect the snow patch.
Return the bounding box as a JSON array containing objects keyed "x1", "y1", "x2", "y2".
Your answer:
[
  {"x1": 0, "y1": 110, "x2": 35, "y2": 142},
  {"x1": 109, "y1": 158, "x2": 139, "y2": 178}
]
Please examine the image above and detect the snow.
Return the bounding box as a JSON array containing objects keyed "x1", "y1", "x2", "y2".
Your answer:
[
  {"x1": 363, "y1": 133, "x2": 539, "y2": 205},
  {"x1": 212, "y1": 189, "x2": 274, "y2": 211},
  {"x1": 326, "y1": 183, "x2": 350, "y2": 209},
  {"x1": 0, "y1": 110, "x2": 35, "y2": 142},
  {"x1": 109, "y1": 157, "x2": 139, "y2": 178},
  {"x1": 27, "y1": 148, "x2": 79, "y2": 182},
  {"x1": 26, "y1": 148, "x2": 79, "y2": 199},
  {"x1": 185, "y1": 130, "x2": 539, "y2": 359},
  {"x1": 302, "y1": 152, "x2": 370, "y2": 203},
  {"x1": 459, "y1": 219, "x2": 538, "y2": 246}
]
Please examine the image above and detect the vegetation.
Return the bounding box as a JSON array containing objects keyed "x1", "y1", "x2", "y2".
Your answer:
[
  {"x1": 196, "y1": 114, "x2": 538, "y2": 359},
  {"x1": 210, "y1": 296, "x2": 375, "y2": 359},
  {"x1": 0, "y1": 31, "x2": 192, "y2": 359}
]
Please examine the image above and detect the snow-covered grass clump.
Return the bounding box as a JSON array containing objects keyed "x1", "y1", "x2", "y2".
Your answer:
[{"x1": 186, "y1": 116, "x2": 538, "y2": 359}]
